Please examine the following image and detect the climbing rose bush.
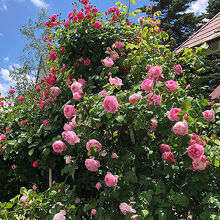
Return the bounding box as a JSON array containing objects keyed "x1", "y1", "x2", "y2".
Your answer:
[{"x1": 0, "y1": 1, "x2": 220, "y2": 220}]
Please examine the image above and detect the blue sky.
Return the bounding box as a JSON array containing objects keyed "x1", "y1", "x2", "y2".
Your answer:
[{"x1": 0, "y1": 0, "x2": 209, "y2": 96}]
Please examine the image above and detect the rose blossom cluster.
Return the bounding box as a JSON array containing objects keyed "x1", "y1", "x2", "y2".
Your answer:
[
  {"x1": 129, "y1": 92, "x2": 142, "y2": 104},
  {"x1": 188, "y1": 144, "x2": 209, "y2": 171},
  {"x1": 160, "y1": 144, "x2": 176, "y2": 163},
  {"x1": 146, "y1": 93, "x2": 161, "y2": 105},
  {"x1": 70, "y1": 79, "x2": 86, "y2": 100},
  {"x1": 119, "y1": 202, "x2": 136, "y2": 215},
  {"x1": 109, "y1": 76, "x2": 122, "y2": 86},
  {"x1": 190, "y1": 133, "x2": 206, "y2": 146}
]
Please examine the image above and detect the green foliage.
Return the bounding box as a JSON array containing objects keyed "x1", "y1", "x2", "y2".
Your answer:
[{"x1": 0, "y1": 1, "x2": 219, "y2": 219}]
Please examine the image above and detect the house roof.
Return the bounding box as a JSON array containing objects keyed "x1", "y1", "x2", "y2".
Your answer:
[
  {"x1": 210, "y1": 84, "x2": 220, "y2": 99},
  {"x1": 175, "y1": 12, "x2": 220, "y2": 53}
]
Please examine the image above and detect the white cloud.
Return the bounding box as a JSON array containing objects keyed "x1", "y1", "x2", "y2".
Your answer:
[
  {"x1": 0, "y1": 0, "x2": 7, "y2": 11},
  {"x1": 30, "y1": 0, "x2": 49, "y2": 9},
  {"x1": 0, "y1": 68, "x2": 13, "y2": 82},
  {"x1": 0, "y1": 68, "x2": 15, "y2": 97},
  {"x1": 3, "y1": 57, "x2": 9, "y2": 62},
  {"x1": 186, "y1": 0, "x2": 209, "y2": 15}
]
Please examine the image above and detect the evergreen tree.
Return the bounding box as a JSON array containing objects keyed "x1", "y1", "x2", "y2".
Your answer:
[
  {"x1": 140, "y1": 0, "x2": 203, "y2": 47},
  {"x1": 205, "y1": 0, "x2": 220, "y2": 19}
]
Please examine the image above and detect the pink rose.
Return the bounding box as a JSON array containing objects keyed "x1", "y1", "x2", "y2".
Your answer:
[
  {"x1": 6, "y1": 126, "x2": 10, "y2": 131},
  {"x1": 78, "y1": 79, "x2": 86, "y2": 88},
  {"x1": 20, "y1": 196, "x2": 27, "y2": 202},
  {"x1": 53, "y1": 213, "x2": 66, "y2": 220},
  {"x1": 43, "y1": 120, "x2": 50, "y2": 126},
  {"x1": 77, "y1": 12, "x2": 85, "y2": 20},
  {"x1": 40, "y1": 102, "x2": 45, "y2": 109},
  {"x1": 187, "y1": 144, "x2": 204, "y2": 160},
  {"x1": 165, "y1": 80, "x2": 179, "y2": 92},
  {"x1": 190, "y1": 133, "x2": 206, "y2": 146},
  {"x1": 190, "y1": 157, "x2": 206, "y2": 171},
  {"x1": 174, "y1": 64, "x2": 183, "y2": 75},
  {"x1": 203, "y1": 109, "x2": 215, "y2": 122},
  {"x1": 9, "y1": 89, "x2": 15, "y2": 94},
  {"x1": 65, "y1": 20, "x2": 70, "y2": 26},
  {"x1": 52, "y1": 140, "x2": 67, "y2": 153},
  {"x1": 18, "y1": 96, "x2": 24, "y2": 101},
  {"x1": 141, "y1": 79, "x2": 154, "y2": 92},
  {"x1": 160, "y1": 144, "x2": 171, "y2": 153},
  {"x1": 50, "y1": 50, "x2": 56, "y2": 61},
  {"x1": 36, "y1": 85, "x2": 41, "y2": 92},
  {"x1": 111, "y1": 153, "x2": 119, "y2": 158},
  {"x1": 12, "y1": 165, "x2": 16, "y2": 170},
  {"x1": 63, "y1": 123, "x2": 72, "y2": 131},
  {"x1": 109, "y1": 76, "x2": 122, "y2": 86},
  {"x1": 85, "y1": 157, "x2": 100, "y2": 172},
  {"x1": 70, "y1": 117, "x2": 78, "y2": 128},
  {"x1": 138, "y1": 17, "x2": 144, "y2": 23},
  {"x1": 172, "y1": 120, "x2": 188, "y2": 136},
  {"x1": 103, "y1": 96, "x2": 120, "y2": 114},
  {"x1": 148, "y1": 66, "x2": 163, "y2": 79},
  {"x1": 84, "y1": 59, "x2": 91, "y2": 66},
  {"x1": 150, "y1": 118, "x2": 158, "y2": 131},
  {"x1": 110, "y1": 51, "x2": 119, "y2": 61},
  {"x1": 103, "y1": 58, "x2": 114, "y2": 67},
  {"x1": 72, "y1": 91, "x2": 82, "y2": 100},
  {"x1": 95, "y1": 182, "x2": 102, "y2": 190},
  {"x1": 64, "y1": 105, "x2": 78, "y2": 119},
  {"x1": 109, "y1": 77, "x2": 122, "y2": 86},
  {"x1": 91, "y1": 209, "x2": 96, "y2": 215},
  {"x1": 162, "y1": 152, "x2": 176, "y2": 163},
  {"x1": 168, "y1": 108, "x2": 181, "y2": 121},
  {"x1": 105, "y1": 172, "x2": 118, "y2": 187},
  {"x1": 119, "y1": 203, "x2": 136, "y2": 215},
  {"x1": 98, "y1": 89, "x2": 107, "y2": 97},
  {"x1": 21, "y1": 120, "x2": 27, "y2": 125},
  {"x1": 51, "y1": 87, "x2": 62, "y2": 97},
  {"x1": 86, "y1": 139, "x2": 102, "y2": 152},
  {"x1": 129, "y1": 92, "x2": 142, "y2": 104},
  {"x1": 0, "y1": 134, "x2": 6, "y2": 141},
  {"x1": 64, "y1": 131, "x2": 80, "y2": 145},
  {"x1": 68, "y1": 11, "x2": 73, "y2": 20},
  {"x1": 65, "y1": 156, "x2": 72, "y2": 164},
  {"x1": 146, "y1": 93, "x2": 161, "y2": 105},
  {"x1": 32, "y1": 185, "x2": 37, "y2": 190},
  {"x1": 93, "y1": 21, "x2": 102, "y2": 29},
  {"x1": 51, "y1": 14, "x2": 57, "y2": 22},
  {"x1": 32, "y1": 161, "x2": 39, "y2": 168},
  {"x1": 71, "y1": 81, "x2": 82, "y2": 93}
]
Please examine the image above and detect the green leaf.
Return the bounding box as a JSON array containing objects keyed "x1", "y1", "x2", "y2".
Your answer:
[
  {"x1": 116, "y1": 115, "x2": 124, "y2": 123},
  {"x1": 42, "y1": 148, "x2": 50, "y2": 156},
  {"x1": 44, "y1": 125, "x2": 52, "y2": 131},
  {"x1": 20, "y1": 187, "x2": 27, "y2": 195},
  {"x1": 141, "y1": 210, "x2": 149, "y2": 217},
  {"x1": 5, "y1": 202, "x2": 13, "y2": 209},
  {"x1": 106, "y1": 113, "x2": 112, "y2": 119},
  {"x1": 182, "y1": 100, "x2": 191, "y2": 111},
  {"x1": 28, "y1": 148, "x2": 35, "y2": 156}
]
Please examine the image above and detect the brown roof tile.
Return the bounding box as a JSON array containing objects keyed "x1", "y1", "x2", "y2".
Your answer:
[{"x1": 175, "y1": 12, "x2": 220, "y2": 52}]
